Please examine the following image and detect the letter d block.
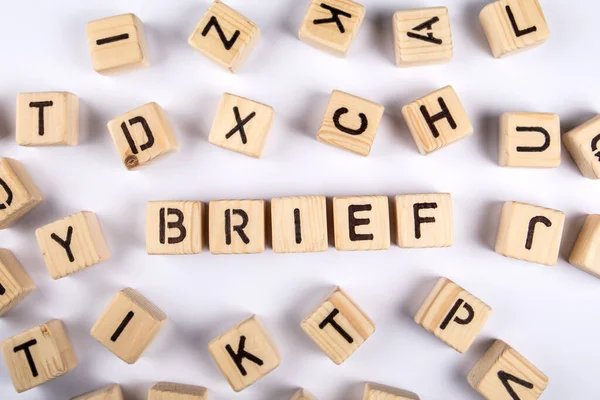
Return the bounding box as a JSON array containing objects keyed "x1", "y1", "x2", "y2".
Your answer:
[
  {"x1": 71, "y1": 384, "x2": 124, "y2": 400},
  {"x1": 500, "y1": 113, "x2": 560, "y2": 168},
  {"x1": 291, "y1": 388, "x2": 317, "y2": 400},
  {"x1": 333, "y1": 196, "x2": 390, "y2": 251},
  {"x1": 363, "y1": 383, "x2": 420, "y2": 400},
  {"x1": 209, "y1": 200, "x2": 265, "y2": 254},
  {"x1": 414, "y1": 278, "x2": 491, "y2": 353},
  {"x1": 395, "y1": 193, "x2": 453, "y2": 248},
  {"x1": 0, "y1": 158, "x2": 43, "y2": 230},
  {"x1": 271, "y1": 196, "x2": 328, "y2": 253},
  {"x1": 563, "y1": 115, "x2": 600, "y2": 179},
  {"x1": 146, "y1": 201, "x2": 204, "y2": 255},
  {"x1": 569, "y1": 215, "x2": 600, "y2": 278},
  {"x1": 0, "y1": 249, "x2": 36, "y2": 316},
  {"x1": 149, "y1": 382, "x2": 208, "y2": 400}
]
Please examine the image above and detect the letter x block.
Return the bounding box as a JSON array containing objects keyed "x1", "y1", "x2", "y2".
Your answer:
[
  {"x1": 395, "y1": 193, "x2": 453, "y2": 248},
  {"x1": 414, "y1": 278, "x2": 491, "y2": 353},
  {"x1": 71, "y1": 384, "x2": 124, "y2": 400},
  {"x1": 91, "y1": 288, "x2": 167, "y2": 364},
  {"x1": 209, "y1": 200, "x2": 266, "y2": 255},
  {"x1": 148, "y1": 382, "x2": 208, "y2": 400},
  {"x1": 2, "y1": 319, "x2": 77, "y2": 393},
  {"x1": 495, "y1": 201, "x2": 565, "y2": 266},
  {"x1": 363, "y1": 383, "x2": 420, "y2": 400},
  {"x1": 0, "y1": 158, "x2": 43, "y2": 230},
  {"x1": 271, "y1": 196, "x2": 328, "y2": 253},
  {"x1": 333, "y1": 196, "x2": 390, "y2": 251},
  {"x1": 146, "y1": 201, "x2": 204, "y2": 255},
  {"x1": 291, "y1": 388, "x2": 317, "y2": 400},
  {"x1": 564, "y1": 115, "x2": 600, "y2": 179},
  {"x1": 208, "y1": 315, "x2": 281, "y2": 392},
  {"x1": 569, "y1": 215, "x2": 600, "y2": 278},
  {"x1": 468, "y1": 340, "x2": 548, "y2": 399},
  {"x1": 0, "y1": 249, "x2": 36, "y2": 316}
]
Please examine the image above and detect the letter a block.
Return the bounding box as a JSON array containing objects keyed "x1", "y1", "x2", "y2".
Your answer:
[
  {"x1": 563, "y1": 115, "x2": 600, "y2": 179},
  {"x1": 0, "y1": 249, "x2": 36, "y2": 316},
  {"x1": 496, "y1": 201, "x2": 565, "y2": 266},
  {"x1": 71, "y1": 384, "x2": 124, "y2": 400},
  {"x1": 395, "y1": 193, "x2": 453, "y2": 248},
  {"x1": 363, "y1": 383, "x2": 420, "y2": 400},
  {"x1": 208, "y1": 315, "x2": 281, "y2": 392},
  {"x1": 91, "y1": 288, "x2": 167, "y2": 364},
  {"x1": 271, "y1": 196, "x2": 328, "y2": 253},
  {"x1": 291, "y1": 388, "x2": 317, "y2": 400},
  {"x1": 146, "y1": 201, "x2": 204, "y2": 255},
  {"x1": 0, "y1": 158, "x2": 43, "y2": 230},
  {"x1": 317, "y1": 90, "x2": 385, "y2": 156},
  {"x1": 2, "y1": 319, "x2": 77, "y2": 393},
  {"x1": 333, "y1": 196, "x2": 390, "y2": 251},
  {"x1": 301, "y1": 287, "x2": 375, "y2": 364},
  {"x1": 148, "y1": 382, "x2": 208, "y2": 400},
  {"x1": 468, "y1": 340, "x2": 548, "y2": 399},
  {"x1": 414, "y1": 278, "x2": 491, "y2": 353},
  {"x1": 209, "y1": 200, "x2": 266, "y2": 254},
  {"x1": 569, "y1": 215, "x2": 600, "y2": 278}
]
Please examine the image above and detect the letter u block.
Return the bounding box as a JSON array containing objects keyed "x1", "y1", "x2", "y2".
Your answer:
[
  {"x1": 271, "y1": 196, "x2": 328, "y2": 253},
  {"x1": 363, "y1": 383, "x2": 420, "y2": 400},
  {"x1": 146, "y1": 201, "x2": 204, "y2": 255},
  {"x1": 71, "y1": 384, "x2": 124, "y2": 400},
  {"x1": 333, "y1": 196, "x2": 390, "y2": 251},
  {"x1": 395, "y1": 193, "x2": 453, "y2": 248},
  {"x1": 209, "y1": 200, "x2": 265, "y2": 254},
  {"x1": 570, "y1": 215, "x2": 600, "y2": 278},
  {"x1": 0, "y1": 158, "x2": 43, "y2": 230},
  {"x1": 0, "y1": 249, "x2": 36, "y2": 316},
  {"x1": 148, "y1": 382, "x2": 208, "y2": 400},
  {"x1": 563, "y1": 115, "x2": 600, "y2": 179},
  {"x1": 291, "y1": 388, "x2": 317, "y2": 400}
]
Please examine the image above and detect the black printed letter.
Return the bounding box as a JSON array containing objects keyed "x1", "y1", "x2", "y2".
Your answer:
[
  {"x1": 29, "y1": 101, "x2": 53, "y2": 136},
  {"x1": 420, "y1": 98, "x2": 457, "y2": 138},
  {"x1": 0, "y1": 178, "x2": 13, "y2": 210},
  {"x1": 591, "y1": 133, "x2": 600, "y2": 161},
  {"x1": 313, "y1": 4, "x2": 352, "y2": 34},
  {"x1": 225, "y1": 107, "x2": 256, "y2": 145},
  {"x1": 121, "y1": 116, "x2": 155, "y2": 155},
  {"x1": 14, "y1": 340, "x2": 38, "y2": 377},
  {"x1": 111, "y1": 311, "x2": 134, "y2": 342},
  {"x1": 525, "y1": 216, "x2": 552, "y2": 250},
  {"x1": 498, "y1": 370, "x2": 534, "y2": 400},
  {"x1": 516, "y1": 126, "x2": 550, "y2": 152},
  {"x1": 348, "y1": 204, "x2": 373, "y2": 241},
  {"x1": 159, "y1": 208, "x2": 187, "y2": 244},
  {"x1": 506, "y1": 6, "x2": 537, "y2": 38},
  {"x1": 294, "y1": 208, "x2": 302, "y2": 244},
  {"x1": 439, "y1": 299, "x2": 474, "y2": 330},
  {"x1": 202, "y1": 16, "x2": 240, "y2": 50},
  {"x1": 319, "y1": 308, "x2": 353, "y2": 343},
  {"x1": 51, "y1": 226, "x2": 75, "y2": 262},
  {"x1": 0, "y1": 283, "x2": 5, "y2": 295},
  {"x1": 413, "y1": 203, "x2": 437, "y2": 239},
  {"x1": 406, "y1": 17, "x2": 442, "y2": 45},
  {"x1": 225, "y1": 209, "x2": 250, "y2": 245},
  {"x1": 333, "y1": 107, "x2": 368, "y2": 136},
  {"x1": 225, "y1": 336, "x2": 263, "y2": 376}
]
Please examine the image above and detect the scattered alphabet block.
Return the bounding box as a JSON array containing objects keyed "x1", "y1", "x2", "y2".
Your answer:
[
  {"x1": 468, "y1": 340, "x2": 548, "y2": 399},
  {"x1": 2, "y1": 319, "x2": 77, "y2": 393},
  {"x1": 291, "y1": 388, "x2": 317, "y2": 400},
  {"x1": 402, "y1": 86, "x2": 473, "y2": 155},
  {"x1": 301, "y1": 287, "x2": 375, "y2": 364},
  {"x1": 317, "y1": 90, "x2": 385, "y2": 156},
  {"x1": 0, "y1": 158, "x2": 43, "y2": 230},
  {"x1": 208, "y1": 315, "x2": 280, "y2": 392},
  {"x1": 495, "y1": 201, "x2": 565, "y2": 266},
  {"x1": 569, "y1": 215, "x2": 600, "y2": 278},
  {"x1": 71, "y1": 384, "x2": 124, "y2": 400},
  {"x1": 333, "y1": 196, "x2": 390, "y2": 251},
  {"x1": 563, "y1": 115, "x2": 600, "y2": 179},
  {"x1": 414, "y1": 278, "x2": 491, "y2": 353},
  {"x1": 0, "y1": 249, "x2": 36, "y2": 316},
  {"x1": 148, "y1": 382, "x2": 208, "y2": 400},
  {"x1": 271, "y1": 196, "x2": 328, "y2": 253},
  {"x1": 395, "y1": 193, "x2": 453, "y2": 248},
  {"x1": 209, "y1": 200, "x2": 265, "y2": 254},
  {"x1": 363, "y1": 383, "x2": 420, "y2": 400},
  {"x1": 146, "y1": 201, "x2": 204, "y2": 255}
]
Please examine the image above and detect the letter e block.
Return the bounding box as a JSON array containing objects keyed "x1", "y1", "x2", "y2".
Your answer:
[
  {"x1": 569, "y1": 215, "x2": 600, "y2": 278},
  {"x1": 563, "y1": 115, "x2": 600, "y2": 179},
  {"x1": 148, "y1": 382, "x2": 208, "y2": 400},
  {"x1": 291, "y1": 388, "x2": 317, "y2": 400},
  {"x1": 146, "y1": 201, "x2": 204, "y2": 255},
  {"x1": 0, "y1": 249, "x2": 36, "y2": 316},
  {"x1": 271, "y1": 196, "x2": 328, "y2": 254},
  {"x1": 0, "y1": 158, "x2": 43, "y2": 230},
  {"x1": 71, "y1": 384, "x2": 124, "y2": 400},
  {"x1": 333, "y1": 196, "x2": 390, "y2": 251},
  {"x1": 363, "y1": 383, "x2": 420, "y2": 400},
  {"x1": 395, "y1": 193, "x2": 453, "y2": 248},
  {"x1": 209, "y1": 200, "x2": 265, "y2": 254}
]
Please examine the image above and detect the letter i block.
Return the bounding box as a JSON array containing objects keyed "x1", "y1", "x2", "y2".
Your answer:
[
  {"x1": 402, "y1": 86, "x2": 473, "y2": 155},
  {"x1": 0, "y1": 158, "x2": 43, "y2": 230},
  {"x1": 495, "y1": 201, "x2": 565, "y2": 266},
  {"x1": 468, "y1": 340, "x2": 548, "y2": 399},
  {"x1": 35, "y1": 211, "x2": 110, "y2": 280},
  {"x1": 208, "y1": 315, "x2": 281, "y2": 392},
  {"x1": 301, "y1": 287, "x2": 375, "y2": 364},
  {"x1": 563, "y1": 116, "x2": 600, "y2": 179},
  {"x1": 0, "y1": 249, "x2": 36, "y2": 316},
  {"x1": 500, "y1": 113, "x2": 560, "y2": 168},
  {"x1": 291, "y1": 388, "x2": 317, "y2": 400},
  {"x1": 271, "y1": 196, "x2": 328, "y2": 253},
  {"x1": 569, "y1": 215, "x2": 600, "y2": 278},
  {"x1": 209, "y1": 200, "x2": 266, "y2": 254},
  {"x1": 71, "y1": 384, "x2": 124, "y2": 400},
  {"x1": 414, "y1": 278, "x2": 491, "y2": 353},
  {"x1": 148, "y1": 382, "x2": 208, "y2": 400},
  {"x1": 146, "y1": 201, "x2": 204, "y2": 255},
  {"x1": 363, "y1": 383, "x2": 420, "y2": 400},
  {"x1": 333, "y1": 196, "x2": 390, "y2": 251},
  {"x1": 91, "y1": 288, "x2": 167, "y2": 364},
  {"x1": 395, "y1": 193, "x2": 453, "y2": 248},
  {"x1": 2, "y1": 320, "x2": 77, "y2": 393}
]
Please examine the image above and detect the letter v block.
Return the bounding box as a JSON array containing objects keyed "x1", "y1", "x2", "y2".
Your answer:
[
  {"x1": 333, "y1": 196, "x2": 390, "y2": 251},
  {"x1": 71, "y1": 384, "x2": 124, "y2": 400},
  {"x1": 363, "y1": 383, "x2": 420, "y2": 400},
  {"x1": 209, "y1": 200, "x2": 266, "y2": 254},
  {"x1": 0, "y1": 249, "x2": 36, "y2": 316},
  {"x1": 146, "y1": 201, "x2": 204, "y2": 255},
  {"x1": 148, "y1": 382, "x2": 208, "y2": 400},
  {"x1": 208, "y1": 315, "x2": 281, "y2": 392},
  {"x1": 395, "y1": 193, "x2": 453, "y2": 248},
  {"x1": 0, "y1": 158, "x2": 44, "y2": 230}
]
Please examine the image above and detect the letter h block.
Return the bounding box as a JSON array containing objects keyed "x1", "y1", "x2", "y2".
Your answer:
[
  {"x1": 146, "y1": 201, "x2": 204, "y2": 255},
  {"x1": 564, "y1": 116, "x2": 600, "y2": 179},
  {"x1": 209, "y1": 200, "x2": 266, "y2": 254},
  {"x1": 71, "y1": 384, "x2": 124, "y2": 400},
  {"x1": 148, "y1": 382, "x2": 208, "y2": 400},
  {"x1": 0, "y1": 158, "x2": 43, "y2": 230},
  {"x1": 333, "y1": 196, "x2": 390, "y2": 251},
  {"x1": 0, "y1": 249, "x2": 36, "y2": 316},
  {"x1": 395, "y1": 193, "x2": 453, "y2": 248},
  {"x1": 363, "y1": 383, "x2": 420, "y2": 400}
]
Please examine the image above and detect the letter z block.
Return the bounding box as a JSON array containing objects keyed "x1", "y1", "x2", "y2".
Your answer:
[
  {"x1": 146, "y1": 201, "x2": 204, "y2": 255},
  {"x1": 569, "y1": 215, "x2": 600, "y2": 278},
  {"x1": 71, "y1": 384, "x2": 124, "y2": 400},
  {"x1": 291, "y1": 388, "x2": 317, "y2": 400},
  {"x1": 564, "y1": 115, "x2": 600, "y2": 179},
  {"x1": 0, "y1": 249, "x2": 36, "y2": 316},
  {"x1": 333, "y1": 196, "x2": 390, "y2": 251},
  {"x1": 363, "y1": 383, "x2": 420, "y2": 400},
  {"x1": 271, "y1": 196, "x2": 328, "y2": 254},
  {"x1": 209, "y1": 200, "x2": 266, "y2": 254},
  {"x1": 0, "y1": 158, "x2": 43, "y2": 230},
  {"x1": 148, "y1": 382, "x2": 208, "y2": 400},
  {"x1": 395, "y1": 193, "x2": 453, "y2": 248}
]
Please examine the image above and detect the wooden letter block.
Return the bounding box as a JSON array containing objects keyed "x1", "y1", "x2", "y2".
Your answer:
[
  {"x1": 35, "y1": 211, "x2": 110, "y2": 280},
  {"x1": 71, "y1": 384, "x2": 124, "y2": 400},
  {"x1": 393, "y1": 7, "x2": 452, "y2": 67},
  {"x1": 563, "y1": 115, "x2": 600, "y2": 179},
  {"x1": 298, "y1": 0, "x2": 365, "y2": 56},
  {"x1": 149, "y1": 382, "x2": 208, "y2": 400},
  {"x1": 301, "y1": 287, "x2": 375, "y2": 364},
  {"x1": 208, "y1": 315, "x2": 280, "y2": 392},
  {"x1": 468, "y1": 340, "x2": 548, "y2": 399},
  {"x1": 16, "y1": 92, "x2": 79, "y2": 146},
  {"x1": 146, "y1": 201, "x2": 204, "y2": 255},
  {"x1": 188, "y1": 0, "x2": 260, "y2": 73},
  {"x1": 86, "y1": 13, "x2": 149, "y2": 75},
  {"x1": 0, "y1": 249, "x2": 35, "y2": 316},
  {"x1": 317, "y1": 90, "x2": 384, "y2": 156},
  {"x1": 271, "y1": 196, "x2": 328, "y2": 254},
  {"x1": 0, "y1": 158, "x2": 43, "y2": 230},
  {"x1": 414, "y1": 278, "x2": 491, "y2": 353},
  {"x1": 569, "y1": 215, "x2": 600, "y2": 278},
  {"x1": 333, "y1": 196, "x2": 390, "y2": 251},
  {"x1": 2, "y1": 319, "x2": 77, "y2": 393},
  {"x1": 209, "y1": 200, "x2": 265, "y2": 254},
  {"x1": 395, "y1": 193, "x2": 453, "y2": 248},
  {"x1": 108, "y1": 102, "x2": 179, "y2": 170},
  {"x1": 495, "y1": 201, "x2": 565, "y2": 266},
  {"x1": 480, "y1": 0, "x2": 550, "y2": 58},
  {"x1": 402, "y1": 86, "x2": 473, "y2": 155},
  {"x1": 363, "y1": 383, "x2": 420, "y2": 400},
  {"x1": 91, "y1": 288, "x2": 167, "y2": 364},
  {"x1": 291, "y1": 388, "x2": 317, "y2": 400},
  {"x1": 208, "y1": 93, "x2": 274, "y2": 158}
]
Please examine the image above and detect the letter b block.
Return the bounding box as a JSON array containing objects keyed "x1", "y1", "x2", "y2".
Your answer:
[
  {"x1": 395, "y1": 193, "x2": 453, "y2": 248},
  {"x1": 563, "y1": 115, "x2": 600, "y2": 179},
  {"x1": 0, "y1": 158, "x2": 43, "y2": 230},
  {"x1": 209, "y1": 200, "x2": 265, "y2": 254},
  {"x1": 148, "y1": 382, "x2": 208, "y2": 400},
  {"x1": 500, "y1": 113, "x2": 560, "y2": 168},
  {"x1": 146, "y1": 201, "x2": 204, "y2": 255},
  {"x1": 333, "y1": 196, "x2": 390, "y2": 251},
  {"x1": 271, "y1": 196, "x2": 328, "y2": 253},
  {"x1": 0, "y1": 249, "x2": 36, "y2": 316}
]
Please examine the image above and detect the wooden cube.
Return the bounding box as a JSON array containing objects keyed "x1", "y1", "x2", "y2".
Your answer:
[
  {"x1": 301, "y1": 287, "x2": 375, "y2": 364},
  {"x1": 188, "y1": 0, "x2": 260, "y2": 73},
  {"x1": 209, "y1": 200, "x2": 265, "y2": 254},
  {"x1": 468, "y1": 340, "x2": 548, "y2": 399},
  {"x1": 208, "y1": 315, "x2": 280, "y2": 392},
  {"x1": 86, "y1": 13, "x2": 149, "y2": 75},
  {"x1": 564, "y1": 115, "x2": 600, "y2": 179},
  {"x1": 146, "y1": 201, "x2": 204, "y2": 255},
  {"x1": 148, "y1": 382, "x2": 208, "y2": 400},
  {"x1": 317, "y1": 90, "x2": 384, "y2": 156},
  {"x1": 35, "y1": 211, "x2": 110, "y2": 280},
  {"x1": 393, "y1": 7, "x2": 453, "y2": 67},
  {"x1": 500, "y1": 112, "x2": 560, "y2": 168},
  {"x1": 298, "y1": 0, "x2": 365, "y2": 57},
  {"x1": 208, "y1": 93, "x2": 274, "y2": 158},
  {"x1": 91, "y1": 288, "x2": 167, "y2": 364},
  {"x1": 2, "y1": 319, "x2": 77, "y2": 393},
  {"x1": 0, "y1": 158, "x2": 43, "y2": 230},
  {"x1": 271, "y1": 196, "x2": 328, "y2": 254},
  {"x1": 363, "y1": 383, "x2": 419, "y2": 400},
  {"x1": 71, "y1": 384, "x2": 123, "y2": 400},
  {"x1": 16, "y1": 92, "x2": 79, "y2": 146},
  {"x1": 291, "y1": 388, "x2": 317, "y2": 400},
  {"x1": 495, "y1": 201, "x2": 565, "y2": 266},
  {"x1": 395, "y1": 193, "x2": 453, "y2": 248},
  {"x1": 414, "y1": 278, "x2": 491, "y2": 353},
  {"x1": 0, "y1": 249, "x2": 36, "y2": 316},
  {"x1": 480, "y1": 0, "x2": 550, "y2": 58},
  {"x1": 333, "y1": 196, "x2": 390, "y2": 251},
  {"x1": 569, "y1": 215, "x2": 600, "y2": 278}
]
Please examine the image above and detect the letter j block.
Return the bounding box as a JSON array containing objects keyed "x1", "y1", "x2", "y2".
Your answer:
[{"x1": 0, "y1": 158, "x2": 43, "y2": 230}]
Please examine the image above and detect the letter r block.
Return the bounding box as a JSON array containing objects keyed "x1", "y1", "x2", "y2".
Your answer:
[
  {"x1": 146, "y1": 201, "x2": 204, "y2": 255},
  {"x1": 271, "y1": 196, "x2": 328, "y2": 253},
  {"x1": 0, "y1": 158, "x2": 43, "y2": 230},
  {"x1": 0, "y1": 249, "x2": 36, "y2": 316},
  {"x1": 563, "y1": 115, "x2": 600, "y2": 179},
  {"x1": 148, "y1": 382, "x2": 208, "y2": 400},
  {"x1": 71, "y1": 384, "x2": 124, "y2": 400},
  {"x1": 363, "y1": 383, "x2": 420, "y2": 400},
  {"x1": 209, "y1": 200, "x2": 266, "y2": 254},
  {"x1": 333, "y1": 196, "x2": 390, "y2": 251},
  {"x1": 395, "y1": 193, "x2": 453, "y2": 248},
  {"x1": 570, "y1": 215, "x2": 600, "y2": 278}
]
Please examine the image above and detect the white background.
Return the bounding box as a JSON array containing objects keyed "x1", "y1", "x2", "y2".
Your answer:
[{"x1": 0, "y1": 0, "x2": 599, "y2": 399}]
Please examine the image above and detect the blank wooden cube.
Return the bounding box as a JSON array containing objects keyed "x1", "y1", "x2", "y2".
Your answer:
[
  {"x1": 395, "y1": 193, "x2": 453, "y2": 248},
  {"x1": 569, "y1": 215, "x2": 600, "y2": 278},
  {"x1": 495, "y1": 201, "x2": 565, "y2": 266},
  {"x1": 393, "y1": 7, "x2": 453, "y2": 67},
  {"x1": 208, "y1": 93, "x2": 274, "y2": 158},
  {"x1": 148, "y1": 382, "x2": 208, "y2": 400},
  {"x1": 271, "y1": 196, "x2": 328, "y2": 254},
  {"x1": 564, "y1": 115, "x2": 600, "y2": 179},
  {"x1": 333, "y1": 196, "x2": 390, "y2": 251},
  {"x1": 0, "y1": 158, "x2": 43, "y2": 230},
  {"x1": 298, "y1": 0, "x2": 365, "y2": 57},
  {"x1": 188, "y1": 0, "x2": 260, "y2": 73},
  {"x1": 71, "y1": 384, "x2": 124, "y2": 400},
  {"x1": 414, "y1": 278, "x2": 491, "y2": 353},
  {"x1": 208, "y1": 315, "x2": 280, "y2": 392},
  {"x1": 363, "y1": 383, "x2": 420, "y2": 400},
  {"x1": 0, "y1": 249, "x2": 36, "y2": 316},
  {"x1": 291, "y1": 388, "x2": 317, "y2": 400},
  {"x1": 2, "y1": 319, "x2": 77, "y2": 393},
  {"x1": 317, "y1": 90, "x2": 384, "y2": 156},
  {"x1": 86, "y1": 13, "x2": 149, "y2": 75},
  {"x1": 35, "y1": 211, "x2": 110, "y2": 280},
  {"x1": 91, "y1": 288, "x2": 167, "y2": 364},
  {"x1": 468, "y1": 340, "x2": 548, "y2": 399},
  {"x1": 146, "y1": 201, "x2": 204, "y2": 255},
  {"x1": 480, "y1": 0, "x2": 550, "y2": 58},
  {"x1": 16, "y1": 92, "x2": 79, "y2": 146},
  {"x1": 209, "y1": 200, "x2": 265, "y2": 255},
  {"x1": 301, "y1": 287, "x2": 375, "y2": 364}
]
